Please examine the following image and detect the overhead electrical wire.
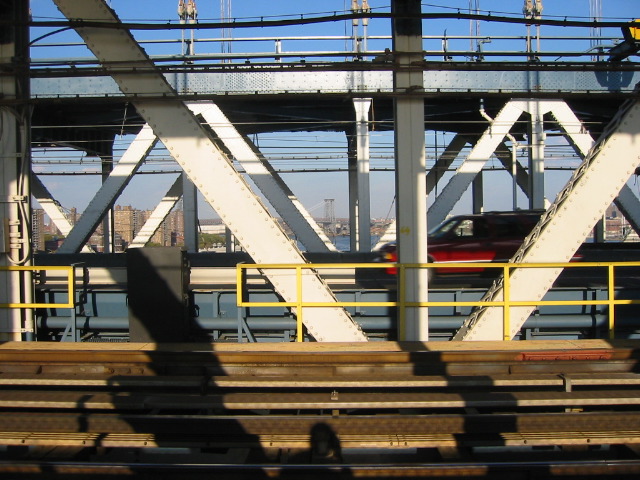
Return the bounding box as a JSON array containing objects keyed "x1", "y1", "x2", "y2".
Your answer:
[{"x1": 24, "y1": 11, "x2": 637, "y2": 34}]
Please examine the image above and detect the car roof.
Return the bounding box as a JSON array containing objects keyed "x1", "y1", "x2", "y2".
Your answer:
[{"x1": 450, "y1": 210, "x2": 544, "y2": 219}]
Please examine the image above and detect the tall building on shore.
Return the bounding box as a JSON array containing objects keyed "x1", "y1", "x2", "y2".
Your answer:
[{"x1": 34, "y1": 205, "x2": 186, "y2": 253}]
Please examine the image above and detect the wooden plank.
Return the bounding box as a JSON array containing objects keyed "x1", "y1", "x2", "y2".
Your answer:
[
  {"x1": 1, "y1": 389, "x2": 640, "y2": 411},
  {"x1": 1, "y1": 339, "x2": 639, "y2": 353}
]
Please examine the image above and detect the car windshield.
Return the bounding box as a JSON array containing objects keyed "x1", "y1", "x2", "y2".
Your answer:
[{"x1": 428, "y1": 218, "x2": 460, "y2": 239}]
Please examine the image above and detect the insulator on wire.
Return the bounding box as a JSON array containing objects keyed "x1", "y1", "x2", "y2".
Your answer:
[
  {"x1": 533, "y1": 0, "x2": 543, "y2": 18},
  {"x1": 187, "y1": 0, "x2": 197, "y2": 20},
  {"x1": 352, "y1": 0, "x2": 359, "y2": 27},
  {"x1": 362, "y1": 0, "x2": 370, "y2": 27}
]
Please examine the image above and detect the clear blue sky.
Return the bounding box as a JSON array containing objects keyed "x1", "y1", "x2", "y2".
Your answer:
[{"x1": 30, "y1": 1, "x2": 638, "y2": 219}]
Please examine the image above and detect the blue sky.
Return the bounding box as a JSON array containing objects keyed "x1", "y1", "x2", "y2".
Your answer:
[{"x1": 30, "y1": 1, "x2": 639, "y2": 219}]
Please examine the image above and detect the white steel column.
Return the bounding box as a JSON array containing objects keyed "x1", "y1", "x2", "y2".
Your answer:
[
  {"x1": 455, "y1": 97, "x2": 640, "y2": 340},
  {"x1": 350, "y1": 98, "x2": 372, "y2": 252},
  {"x1": 182, "y1": 174, "x2": 198, "y2": 252},
  {"x1": 101, "y1": 155, "x2": 113, "y2": 254},
  {"x1": 393, "y1": 0, "x2": 429, "y2": 340},
  {"x1": 54, "y1": 0, "x2": 366, "y2": 342},
  {"x1": 0, "y1": 1, "x2": 30, "y2": 341},
  {"x1": 528, "y1": 102, "x2": 546, "y2": 209},
  {"x1": 0, "y1": 107, "x2": 22, "y2": 340}
]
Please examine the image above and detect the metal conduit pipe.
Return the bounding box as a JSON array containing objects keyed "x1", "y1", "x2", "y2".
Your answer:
[{"x1": 35, "y1": 314, "x2": 631, "y2": 333}]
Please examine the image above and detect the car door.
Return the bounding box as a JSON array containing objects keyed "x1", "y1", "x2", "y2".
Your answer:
[
  {"x1": 490, "y1": 215, "x2": 536, "y2": 261},
  {"x1": 449, "y1": 217, "x2": 493, "y2": 262},
  {"x1": 430, "y1": 217, "x2": 493, "y2": 272}
]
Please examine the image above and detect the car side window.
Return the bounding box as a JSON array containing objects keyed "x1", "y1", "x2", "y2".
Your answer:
[
  {"x1": 453, "y1": 219, "x2": 489, "y2": 238},
  {"x1": 453, "y1": 219, "x2": 473, "y2": 237}
]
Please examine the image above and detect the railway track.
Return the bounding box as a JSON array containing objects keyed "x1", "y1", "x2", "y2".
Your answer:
[
  {"x1": 2, "y1": 459, "x2": 640, "y2": 479},
  {"x1": 0, "y1": 340, "x2": 640, "y2": 478}
]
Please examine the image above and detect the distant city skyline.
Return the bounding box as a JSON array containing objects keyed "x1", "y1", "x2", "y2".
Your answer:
[{"x1": 32, "y1": 203, "x2": 395, "y2": 253}]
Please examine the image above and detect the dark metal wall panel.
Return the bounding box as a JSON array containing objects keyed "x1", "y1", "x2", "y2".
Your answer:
[{"x1": 127, "y1": 247, "x2": 190, "y2": 342}]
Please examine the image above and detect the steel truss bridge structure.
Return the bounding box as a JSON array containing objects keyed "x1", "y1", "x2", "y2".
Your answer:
[
  {"x1": 4, "y1": 0, "x2": 640, "y2": 475},
  {"x1": 3, "y1": 0, "x2": 640, "y2": 342}
]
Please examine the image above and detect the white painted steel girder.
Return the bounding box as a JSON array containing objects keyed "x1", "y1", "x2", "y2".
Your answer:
[
  {"x1": 133, "y1": 104, "x2": 366, "y2": 342},
  {"x1": 426, "y1": 134, "x2": 470, "y2": 196},
  {"x1": 552, "y1": 103, "x2": 640, "y2": 236},
  {"x1": 31, "y1": 176, "x2": 94, "y2": 253},
  {"x1": 374, "y1": 134, "x2": 470, "y2": 251},
  {"x1": 31, "y1": 70, "x2": 640, "y2": 99},
  {"x1": 428, "y1": 99, "x2": 590, "y2": 225},
  {"x1": 458, "y1": 98, "x2": 640, "y2": 341},
  {"x1": 351, "y1": 98, "x2": 372, "y2": 252},
  {"x1": 56, "y1": 124, "x2": 158, "y2": 254},
  {"x1": 30, "y1": 175, "x2": 75, "y2": 240},
  {"x1": 54, "y1": 0, "x2": 366, "y2": 342},
  {"x1": 129, "y1": 175, "x2": 183, "y2": 249},
  {"x1": 614, "y1": 187, "x2": 640, "y2": 236},
  {"x1": 193, "y1": 102, "x2": 337, "y2": 253},
  {"x1": 428, "y1": 101, "x2": 527, "y2": 226}
]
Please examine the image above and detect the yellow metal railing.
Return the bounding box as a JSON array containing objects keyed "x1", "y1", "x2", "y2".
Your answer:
[
  {"x1": 237, "y1": 261, "x2": 640, "y2": 342},
  {"x1": 0, "y1": 264, "x2": 84, "y2": 309}
]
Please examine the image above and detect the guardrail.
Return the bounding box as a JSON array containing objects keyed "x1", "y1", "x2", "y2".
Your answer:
[
  {"x1": 0, "y1": 264, "x2": 86, "y2": 341},
  {"x1": 0, "y1": 265, "x2": 85, "y2": 309},
  {"x1": 237, "y1": 261, "x2": 640, "y2": 342}
]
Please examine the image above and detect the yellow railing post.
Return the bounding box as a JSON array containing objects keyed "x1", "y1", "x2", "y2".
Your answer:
[
  {"x1": 398, "y1": 263, "x2": 406, "y2": 341},
  {"x1": 608, "y1": 263, "x2": 616, "y2": 340},
  {"x1": 296, "y1": 265, "x2": 303, "y2": 342},
  {"x1": 503, "y1": 265, "x2": 511, "y2": 341}
]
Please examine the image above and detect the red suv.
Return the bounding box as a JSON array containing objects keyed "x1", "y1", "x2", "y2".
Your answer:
[{"x1": 379, "y1": 211, "x2": 544, "y2": 277}]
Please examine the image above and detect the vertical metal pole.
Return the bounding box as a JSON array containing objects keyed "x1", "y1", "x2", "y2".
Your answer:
[
  {"x1": 528, "y1": 102, "x2": 545, "y2": 210},
  {"x1": 348, "y1": 131, "x2": 358, "y2": 252},
  {"x1": 101, "y1": 155, "x2": 113, "y2": 253},
  {"x1": 608, "y1": 264, "x2": 615, "y2": 340},
  {"x1": 296, "y1": 266, "x2": 303, "y2": 342},
  {"x1": 225, "y1": 226, "x2": 234, "y2": 253},
  {"x1": 594, "y1": 215, "x2": 606, "y2": 243},
  {"x1": 503, "y1": 265, "x2": 511, "y2": 341},
  {"x1": 511, "y1": 141, "x2": 518, "y2": 210},
  {"x1": 393, "y1": 0, "x2": 429, "y2": 341},
  {"x1": 349, "y1": 99, "x2": 372, "y2": 252},
  {"x1": 182, "y1": 174, "x2": 199, "y2": 252},
  {"x1": 0, "y1": 0, "x2": 30, "y2": 341},
  {"x1": 472, "y1": 172, "x2": 484, "y2": 214}
]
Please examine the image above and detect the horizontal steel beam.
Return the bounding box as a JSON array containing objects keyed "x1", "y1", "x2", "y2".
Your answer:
[{"x1": 30, "y1": 68, "x2": 640, "y2": 99}]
